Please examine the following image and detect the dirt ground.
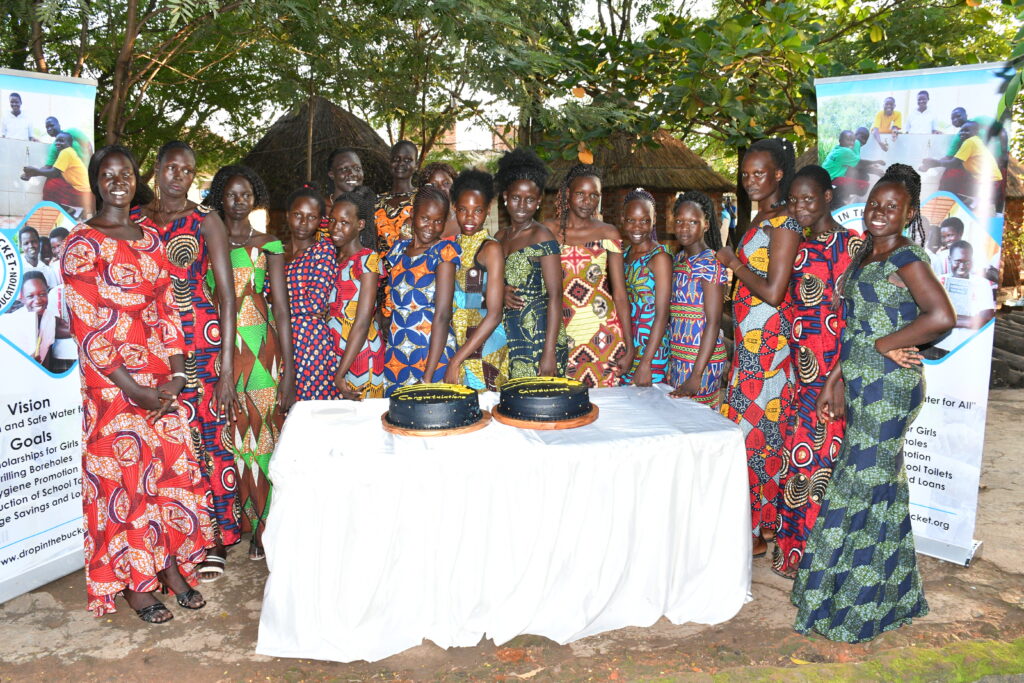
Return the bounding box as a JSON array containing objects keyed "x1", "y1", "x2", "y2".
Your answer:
[{"x1": 1, "y1": 390, "x2": 1023, "y2": 682}]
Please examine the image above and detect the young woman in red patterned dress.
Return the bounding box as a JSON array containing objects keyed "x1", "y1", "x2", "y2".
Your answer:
[
  {"x1": 132, "y1": 141, "x2": 239, "y2": 582},
  {"x1": 62, "y1": 146, "x2": 213, "y2": 622},
  {"x1": 716, "y1": 139, "x2": 802, "y2": 558}
]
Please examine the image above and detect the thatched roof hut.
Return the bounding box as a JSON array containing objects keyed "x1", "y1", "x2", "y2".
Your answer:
[
  {"x1": 1003, "y1": 157, "x2": 1023, "y2": 288},
  {"x1": 538, "y1": 130, "x2": 732, "y2": 241},
  {"x1": 242, "y1": 97, "x2": 390, "y2": 231}
]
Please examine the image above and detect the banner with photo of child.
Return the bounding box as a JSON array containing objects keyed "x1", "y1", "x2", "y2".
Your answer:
[
  {"x1": 815, "y1": 62, "x2": 1010, "y2": 566},
  {"x1": 0, "y1": 68, "x2": 95, "y2": 603}
]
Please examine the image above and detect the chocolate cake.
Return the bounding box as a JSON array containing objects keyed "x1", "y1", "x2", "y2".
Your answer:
[
  {"x1": 496, "y1": 377, "x2": 591, "y2": 422},
  {"x1": 386, "y1": 383, "x2": 482, "y2": 430}
]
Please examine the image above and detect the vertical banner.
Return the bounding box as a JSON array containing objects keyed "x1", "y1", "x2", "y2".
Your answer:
[
  {"x1": 0, "y1": 68, "x2": 95, "y2": 602},
  {"x1": 815, "y1": 63, "x2": 1011, "y2": 565}
]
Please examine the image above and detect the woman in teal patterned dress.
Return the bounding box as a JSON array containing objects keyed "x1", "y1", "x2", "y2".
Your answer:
[
  {"x1": 792, "y1": 164, "x2": 955, "y2": 642},
  {"x1": 619, "y1": 188, "x2": 671, "y2": 386},
  {"x1": 495, "y1": 148, "x2": 568, "y2": 378}
]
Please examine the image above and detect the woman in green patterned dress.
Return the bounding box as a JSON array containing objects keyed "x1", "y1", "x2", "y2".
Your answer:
[
  {"x1": 204, "y1": 165, "x2": 295, "y2": 560},
  {"x1": 495, "y1": 148, "x2": 568, "y2": 378},
  {"x1": 792, "y1": 164, "x2": 955, "y2": 642},
  {"x1": 444, "y1": 169, "x2": 509, "y2": 390}
]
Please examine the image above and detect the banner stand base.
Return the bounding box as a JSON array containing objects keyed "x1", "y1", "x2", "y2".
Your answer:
[
  {"x1": 916, "y1": 537, "x2": 982, "y2": 567},
  {"x1": 0, "y1": 549, "x2": 83, "y2": 605}
]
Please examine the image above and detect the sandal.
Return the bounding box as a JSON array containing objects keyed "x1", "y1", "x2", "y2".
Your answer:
[
  {"x1": 173, "y1": 587, "x2": 206, "y2": 610},
  {"x1": 135, "y1": 600, "x2": 174, "y2": 624},
  {"x1": 248, "y1": 539, "x2": 265, "y2": 561},
  {"x1": 197, "y1": 554, "x2": 226, "y2": 583},
  {"x1": 771, "y1": 566, "x2": 798, "y2": 580}
]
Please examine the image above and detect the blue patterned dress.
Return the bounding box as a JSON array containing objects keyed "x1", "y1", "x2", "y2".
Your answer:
[
  {"x1": 621, "y1": 243, "x2": 670, "y2": 383},
  {"x1": 792, "y1": 244, "x2": 930, "y2": 642},
  {"x1": 667, "y1": 248, "x2": 729, "y2": 406},
  {"x1": 383, "y1": 239, "x2": 461, "y2": 395}
]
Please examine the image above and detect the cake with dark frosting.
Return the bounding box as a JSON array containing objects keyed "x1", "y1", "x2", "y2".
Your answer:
[
  {"x1": 496, "y1": 377, "x2": 591, "y2": 422},
  {"x1": 386, "y1": 383, "x2": 482, "y2": 430}
]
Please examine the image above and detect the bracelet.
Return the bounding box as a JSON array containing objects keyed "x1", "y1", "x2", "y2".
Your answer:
[{"x1": 171, "y1": 372, "x2": 187, "y2": 381}]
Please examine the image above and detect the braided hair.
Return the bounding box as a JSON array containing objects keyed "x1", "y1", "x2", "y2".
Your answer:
[
  {"x1": 747, "y1": 138, "x2": 796, "y2": 203},
  {"x1": 156, "y1": 139, "x2": 194, "y2": 164},
  {"x1": 411, "y1": 184, "x2": 450, "y2": 223},
  {"x1": 334, "y1": 185, "x2": 378, "y2": 249},
  {"x1": 285, "y1": 184, "x2": 326, "y2": 218},
  {"x1": 844, "y1": 163, "x2": 925, "y2": 294},
  {"x1": 556, "y1": 163, "x2": 602, "y2": 245},
  {"x1": 206, "y1": 164, "x2": 269, "y2": 218},
  {"x1": 450, "y1": 169, "x2": 495, "y2": 205},
  {"x1": 673, "y1": 190, "x2": 722, "y2": 251},
  {"x1": 623, "y1": 187, "x2": 657, "y2": 242}
]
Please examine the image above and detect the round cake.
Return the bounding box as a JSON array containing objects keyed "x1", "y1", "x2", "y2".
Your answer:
[
  {"x1": 386, "y1": 383, "x2": 482, "y2": 430},
  {"x1": 496, "y1": 377, "x2": 591, "y2": 422}
]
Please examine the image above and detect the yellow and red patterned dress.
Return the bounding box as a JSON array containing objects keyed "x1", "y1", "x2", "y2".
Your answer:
[{"x1": 61, "y1": 222, "x2": 213, "y2": 616}]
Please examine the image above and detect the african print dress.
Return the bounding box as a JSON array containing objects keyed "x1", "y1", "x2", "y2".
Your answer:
[
  {"x1": 452, "y1": 229, "x2": 509, "y2": 390},
  {"x1": 327, "y1": 248, "x2": 386, "y2": 398},
  {"x1": 285, "y1": 239, "x2": 338, "y2": 400},
  {"x1": 375, "y1": 192, "x2": 414, "y2": 317},
  {"x1": 208, "y1": 241, "x2": 285, "y2": 544},
  {"x1": 504, "y1": 240, "x2": 568, "y2": 378},
  {"x1": 621, "y1": 244, "x2": 670, "y2": 384},
  {"x1": 560, "y1": 239, "x2": 628, "y2": 387},
  {"x1": 792, "y1": 244, "x2": 930, "y2": 643},
  {"x1": 383, "y1": 239, "x2": 461, "y2": 395},
  {"x1": 667, "y1": 248, "x2": 729, "y2": 406},
  {"x1": 130, "y1": 206, "x2": 239, "y2": 547},
  {"x1": 722, "y1": 215, "x2": 801, "y2": 536},
  {"x1": 775, "y1": 229, "x2": 854, "y2": 576},
  {"x1": 62, "y1": 223, "x2": 213, "y2": 616}
]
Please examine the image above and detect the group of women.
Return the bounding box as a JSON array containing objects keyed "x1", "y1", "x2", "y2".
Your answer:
[{"x1": 60, "y1": 134, "x2": 955, "y2": 645}]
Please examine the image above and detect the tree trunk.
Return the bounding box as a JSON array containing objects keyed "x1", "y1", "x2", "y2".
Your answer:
[
  {"x1": 102, "y1": 0, "x2": 139, "y2": 144},
  {"x1": 30, "y1": 1, "x2": 48, "y2": 73},
  {"x1": 306, "y1": 85, "x2": 315, "y2": 183}
]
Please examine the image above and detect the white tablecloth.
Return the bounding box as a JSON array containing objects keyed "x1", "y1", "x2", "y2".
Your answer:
[{"x1": 257, "y1": 385, "x2": 752, "y2": 663}]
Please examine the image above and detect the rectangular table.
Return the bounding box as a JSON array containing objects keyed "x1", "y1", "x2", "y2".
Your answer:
[{"x1": 257, "y1": 385, "x2": 752, "y2": 663}]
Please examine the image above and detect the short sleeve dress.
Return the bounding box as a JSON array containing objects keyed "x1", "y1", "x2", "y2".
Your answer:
[
  {"x1": 383, "y1": 239, "x2": 461, "y2": 394},
  {"x1": 560, "y1": 238, "x2": 628, "y2": 387},
  {"x1": 667, "y1": 247, "x2": 729, "y2": 406},
  {"x1": 621, "y1": 243, "x2": 671, "y2": 384},
  {"x1": 61, "y1": 223, "x2": 213, "y2": 615},
  {"x1": 792, "y1": 244, "x2": 931, "y2": 643},
  {"x1": 327, "y1": 248, "x2": 386, "y2": 398}
]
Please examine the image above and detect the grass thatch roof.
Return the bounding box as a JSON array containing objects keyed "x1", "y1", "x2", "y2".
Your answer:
[
  {"x1": 545, "y1": 130, "x2": 732, "y2": 193},
  {"x1": 242, "y1": 96, "x2": 391, "y2": 210},
  {"x1": 1008, "y1": 156, "x2": 1023, "y2": 200}
]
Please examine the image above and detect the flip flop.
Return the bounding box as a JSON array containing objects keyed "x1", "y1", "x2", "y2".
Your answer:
[{"x1": 197, "y1": 554, "x2": 226, "y2": 583}]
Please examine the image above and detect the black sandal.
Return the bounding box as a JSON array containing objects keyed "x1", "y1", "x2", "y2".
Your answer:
[
  {"x1": 173, "y1": 587, "x2": 206, "y2": 610},
  {"x1": 135, "y1": 601, "x2": 174, "y2": 624}
]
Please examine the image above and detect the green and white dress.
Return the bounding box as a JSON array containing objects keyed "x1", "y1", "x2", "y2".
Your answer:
[{"x1": 792, "y1": 244, "x2": 930, "y2": 643}]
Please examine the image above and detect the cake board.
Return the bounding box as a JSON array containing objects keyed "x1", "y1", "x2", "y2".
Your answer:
[
  {"x1": 491, "y1": 403, "x2": 599, "y2": 430},
  {"x1": 381, "y1": 409, "x2": 492, "y2": 437}
]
